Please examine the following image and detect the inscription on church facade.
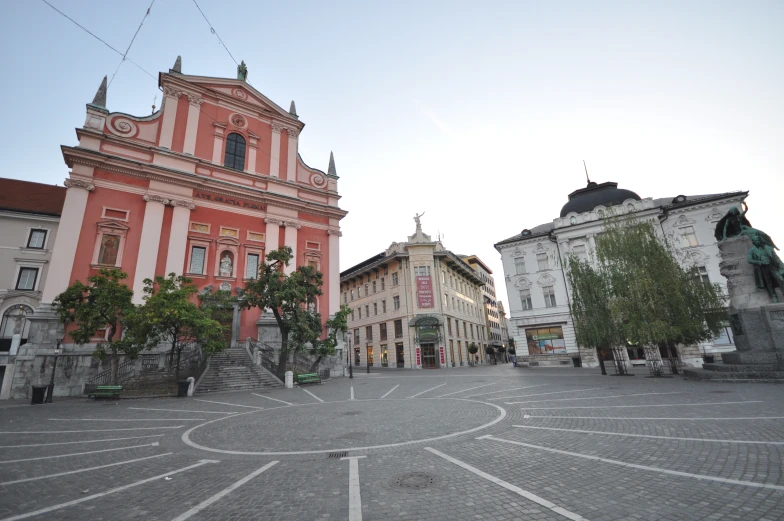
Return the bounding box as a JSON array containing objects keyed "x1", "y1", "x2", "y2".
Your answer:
[{"x1": 195, "y1": 192, "x2": 265, "y2": 211}]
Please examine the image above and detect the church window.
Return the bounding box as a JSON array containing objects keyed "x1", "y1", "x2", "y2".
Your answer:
[
  {"x1": 246, "y1": 253, "x2": 260, "y2": 279},
  {"x1": 15, "y1": 268, "x2": 39, "y2": 291},
  {"x1": 189, "y1": 246, "x2": 206, "y2": 274},
  {"x1": 27, "y1": 229, "x2": 47, "y2": 249},
  {"x1": 223, "y1": 133, "x2": 246, "y2": 170}
]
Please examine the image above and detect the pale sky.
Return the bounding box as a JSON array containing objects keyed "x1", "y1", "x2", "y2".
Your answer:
[{"x1": 3, "y1": 1, "x2": 783, "y2": 312}]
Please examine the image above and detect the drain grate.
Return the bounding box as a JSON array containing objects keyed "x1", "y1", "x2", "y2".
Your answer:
[
  {"x1": 389, "y1": 472, "x2": 441, "y2": 491},
  {"x1": 328, "y1": 451, "x2": 348, "y2": 459}
]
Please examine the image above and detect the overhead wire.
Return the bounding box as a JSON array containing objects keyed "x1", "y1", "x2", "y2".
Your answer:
[
  {"x1": 108, "y1": 0, "x2": 157, "y2": 87},
  {"x1": 191, "y1": 0, "x2": 238, "y2": 66},
  {"x1": 40, "y1": 0, "x2": 157, "y2": 82}
]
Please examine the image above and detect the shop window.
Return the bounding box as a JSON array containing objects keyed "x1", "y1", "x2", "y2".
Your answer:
[
  {"x1": 380, "y1": 345, "x2": 388, "y2": 367},
  {"x1": 525, "y1": 326, "x2": 566, "y2": 355}
]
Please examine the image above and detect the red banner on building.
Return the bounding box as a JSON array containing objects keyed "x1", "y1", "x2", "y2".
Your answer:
[
  {"x1": 415, "y1": 347, "x2": 421, "y2": 367},
  {"x1": 439, "y1": 345, "x2": 445, "y2": 365},
  {"x1": 416, "y1": 275, "x2": 434, "y2": 308}
]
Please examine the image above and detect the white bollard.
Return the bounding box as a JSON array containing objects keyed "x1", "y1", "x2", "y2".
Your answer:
[
  {"x1": 9, "y1": 334, "x2": 21, "y2": 356},
  {"x1": 186, "y1": 376, "x2": 195, "y2": 397},
  {"x1": 285, "y1": 370, "x2": 294, "y2": 389}
]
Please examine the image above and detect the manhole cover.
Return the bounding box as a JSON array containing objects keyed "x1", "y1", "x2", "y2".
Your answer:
[
  {"x1": 389, "y1": 472, "x2": 441, "y2": 491},
  {"x1": 344, "y1": 411, "x2": 362, "y2": 416},
  {"x1": 328, "y1": 451, "x2": 348, "y2": 459}
]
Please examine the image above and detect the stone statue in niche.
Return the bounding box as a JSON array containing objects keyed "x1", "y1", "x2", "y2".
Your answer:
[{"x1": 219, "y1": 253, "x2": 233, "y2": 277}]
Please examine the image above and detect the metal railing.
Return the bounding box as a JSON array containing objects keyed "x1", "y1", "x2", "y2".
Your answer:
[{"x1": 85, "y1": 358, "x2": 136, "y2": 386}]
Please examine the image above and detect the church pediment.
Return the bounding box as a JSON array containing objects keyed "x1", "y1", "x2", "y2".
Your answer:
[
  {"x1": 189, "y1": 78, "x2": 297, "y2": 122},
  {"x1": 95, "y1": 220, "x2": 130, "y2": 231}
]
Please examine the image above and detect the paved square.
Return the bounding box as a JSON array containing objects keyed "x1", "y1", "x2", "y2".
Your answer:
[{"x1": 2, "y1": 365, "x2": 784, "y2": 520}]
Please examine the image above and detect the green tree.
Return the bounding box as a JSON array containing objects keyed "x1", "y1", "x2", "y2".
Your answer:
[
  {"x1": 567, "y1": 216, "x2": 725, "y2": 373},
  {"x1": 130, "y1": 274, "x2": 226, "y2": 381},
  {"x1": 243, "y1": 246, "x2": 341, "y2": 380},
  {"x1": 53, "y1": 268, "x2": 137, "y2": 385}
]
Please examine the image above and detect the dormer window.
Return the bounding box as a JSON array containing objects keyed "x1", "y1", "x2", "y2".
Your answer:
[{"x1": 224, "y1": 133, "x2": 246, "y2": 170}]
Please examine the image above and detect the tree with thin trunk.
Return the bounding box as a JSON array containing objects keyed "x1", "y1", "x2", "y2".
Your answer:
[
  {"x1": 566, "y1": 215, "x2": 725, "y2": 374},
  {"x1": 53, "y1": 268, "x2": 137, "y2": 385},
  {"x1": 243, "y1": 246, "x2": 344, "y2": 380},
  {"x1": 129, "y1": 274, "x2": 226, "y2": 381}
]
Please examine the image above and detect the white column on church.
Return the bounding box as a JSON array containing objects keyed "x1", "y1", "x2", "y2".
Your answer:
[
  {"x1": 41, "y1": 179, "x2": 94, "y2": 304},
  {"x1": 211, "y1": 123, "x2": 226, "y2": 164},
  {"x1": 132, "y1": 195, "x2": 169, "y2": 303},
  {"x1": 283, "y1": 221, "x2": 300, "y2": 275},
  {"x1": 165, "y1": 200, "x2": 195, "y2": 276},
  {"x1": 182, "y1": 94, "x2": 203, "y2": 155},
  {"x1": 159, "y1": 86, "x2": 181, "y2": 149},
  {"x1": 286, "y1": 128, "x2": 299, "y2": 182},
  {"x1": 246, "y1": 133, "x2": 258, "y2": 174},
  {"x1": 269, "y1": 122, "x2": 282, "y2": 178},
  {"x1": 327, "y1": 229, "x2": 342, "y2": 316},
  {"x1": 264, "y1": 218, "x2": 281, "y2": 253}
]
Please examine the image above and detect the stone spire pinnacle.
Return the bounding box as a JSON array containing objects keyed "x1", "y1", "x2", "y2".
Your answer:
[
  {"x1": 171, "y1": 55, "x2": 182, "y2": 73},
  {"x1": 289, "y1": 100, "x2": 298, "y2": 118},
  {"x1": 328, "y1": 151, "x2": 337, "y2": 176},
  {"x1": 91, "y1": 76, "x2": 108, "y2": 108}
]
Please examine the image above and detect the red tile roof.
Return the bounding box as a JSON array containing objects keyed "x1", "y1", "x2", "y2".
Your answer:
[{"x1": 0, "y1": 178, "x2": 66, "y2": 216}]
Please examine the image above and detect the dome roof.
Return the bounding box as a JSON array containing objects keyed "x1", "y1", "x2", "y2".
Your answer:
[{"x1": 559, "y1": 181, "x2": 641, "y2": 217}]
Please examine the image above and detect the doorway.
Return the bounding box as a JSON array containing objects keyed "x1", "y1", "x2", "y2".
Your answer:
[
  {"x1": 421, "y1": 343, "x2": 437, "y2": 368},
  {"x1": 396, "y1": 343, "x2": 405, "y2": 368},
  {"x1": 366, "y1": 346, "x2": 375, "y2": 367}
]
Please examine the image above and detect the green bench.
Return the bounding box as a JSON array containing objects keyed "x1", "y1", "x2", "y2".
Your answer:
[
  {"x1": 87, "y1": 385, "x2": 123, "y2": 399},
  {"x1": 295, "y1": 373, "x2": 321, "y2": 385}
]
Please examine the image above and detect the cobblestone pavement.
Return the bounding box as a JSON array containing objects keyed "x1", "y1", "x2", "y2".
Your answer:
[{"x1": 2, "y1": 365, "x2": 784, "y2": 520}]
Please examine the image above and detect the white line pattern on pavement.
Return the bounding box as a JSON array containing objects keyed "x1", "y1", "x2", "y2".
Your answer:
[
  {"x1": 0, "y1": 442, "x2": 160, "y2": 464},
  {"x1": 1, "y1": 453, "x2": 173, "y2": 485},
  {"x1": 0, "y1": 426, "x2": 184, "y2": 434},
  {"x1": 481, "y1": 384, "x2": 549, "y2": 396},
  {"x1": 480, "y1": 435, "x2": 784, "y2": 492},
  {"x1": 512, "y1": 425, "x2": 784, "y2": 445},
  {"x1": 252, "y1": 393, "x2": 293, "y2": 406},
  {"x1": 489, "y1": 387, "x2": 609, "y2": 401},
  {"x1": 380, "y1": 384, "x2": 399, "y2": 399},
  {"x1": 302, "y1": 388, "x2": 324, "y2": 403},
  {"x1": 48, "y1": 418, "x2": 207, "y2": 422},
  {"x1": 170, "y1": 461, "x2": 279, "y2": 521},
  {"x1": 128, "y1": 407, "x2": 236, "y2": 415},
  {"x1": 506, "y1": 391, "x2": 682, "y2": 405},
  {"x1": 351, "y1": 386, "x2": 355, "y2": 400},
  {"x1": 407, "y1": 383, "x2": 446, "y2": 398},
  {"x1": 526, "y1": 415, "x2": 784, "y2": 421},
  {"x1": 425, "y1": 447, "x2": 588, "y2": 521},
  {"x1": 437, "y1": 383, "x2": 496, "y2": 397},
  {"x1": 518, "y1": 401, "x2": 764, "y2": 410},
  {"x1": 0, "y1": 459, "x2": 219, "y2": 521},
  {"x1": 0, "y1": 435, "x2": 164, "y2": 448},
  {"x1": 341, "y1": 456, "x2": 367, "y2": 521},
  {"x1": 194, "y1": 399, "x2": 265, "y2": 410}
]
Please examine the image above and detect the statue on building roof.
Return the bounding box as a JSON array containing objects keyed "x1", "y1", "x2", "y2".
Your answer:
[
  {"x1": 237, "y1": 60, "x2": 248, "y2": 82},
  {"x1": 414, "y1": 211, "x2": 425, "y2": 229}
]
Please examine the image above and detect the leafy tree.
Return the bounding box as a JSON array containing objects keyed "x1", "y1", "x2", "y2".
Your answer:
[
  {"x1": 53, "y1": 268, "x2": 136, "y2": 385},
  {"x1": 566, "y1": 215, "x2": 725, "y2": 373},
  {"x1": 468, "y1": 343, "x2": 479, "y2": 355},
  {"x1": 243, "y1": 246, "x2": 344, "y2": 380},
  {"x1": 130, "y1": 274, "x2": 226, "y2": 381}
]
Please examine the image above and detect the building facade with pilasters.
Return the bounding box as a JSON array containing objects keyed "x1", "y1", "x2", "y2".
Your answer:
[
  {"x1": 341, "y1": 220, "x2": 487, "y2": 369},
  {"x1": 40, "y1": 59, "x2": 346, "y2": 348},
  {"x1": 495, "y1": 180, "x2": 745, "y2": 369}
]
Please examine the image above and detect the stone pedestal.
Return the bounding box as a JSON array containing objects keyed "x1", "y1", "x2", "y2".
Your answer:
[{"x1": 685, "y1": 236, "x2": 784, "y2": 381}]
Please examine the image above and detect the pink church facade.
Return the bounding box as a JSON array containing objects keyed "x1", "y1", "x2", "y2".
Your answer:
[{"x1": 42, "y1": 59, "x2": 346, "y2": 344}]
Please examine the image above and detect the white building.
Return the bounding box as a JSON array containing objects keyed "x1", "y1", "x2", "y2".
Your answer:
[{"x1": 494, "y1": 180, "x2": 744, "y2": 369}]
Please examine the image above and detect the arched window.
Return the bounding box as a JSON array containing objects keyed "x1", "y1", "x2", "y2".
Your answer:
[
  {"x1": 0, "y1": 304, "x2": 33, "y2": 351},
  {"x1": 223, "y1": 133, "x2": 246, "y2": 170}
]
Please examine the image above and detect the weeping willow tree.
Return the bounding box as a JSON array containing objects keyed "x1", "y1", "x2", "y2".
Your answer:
[{"x1": 566, "y1": 215, "x2": 725, "y2": 374}]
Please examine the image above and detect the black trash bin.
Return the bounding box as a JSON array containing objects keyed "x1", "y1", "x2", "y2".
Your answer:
[
  {"x1": 177, "y1": 380, "x2": 191, "y2": 398},
  {"x1": 31, "y1": 385, "x2": 48, "y2": 405}
]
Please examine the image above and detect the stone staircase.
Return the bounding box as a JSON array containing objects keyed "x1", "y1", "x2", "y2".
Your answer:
[{"x1": 196, "y1": 347, "x2": 283, "y2": 393}]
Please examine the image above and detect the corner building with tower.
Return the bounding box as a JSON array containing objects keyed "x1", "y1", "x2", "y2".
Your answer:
[
  {"x1": 341, "y1": 220, "x2": 488, "y2": 369},
  {"x1": 31, "y1": 59, "x2": 345, "y2": 361}
]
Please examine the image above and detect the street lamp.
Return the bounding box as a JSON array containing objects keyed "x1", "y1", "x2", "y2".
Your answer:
[
  {"x1": 45, "y1": 339, "x2": 62, "y2": 404},
  {"x1": 347, "y1": 336, "x2": 353, "y2": 379}
]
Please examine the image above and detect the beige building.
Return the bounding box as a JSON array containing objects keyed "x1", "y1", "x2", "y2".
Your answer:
[
  {"x1": 341, "y1": 219, "x2": 488, "y2": 369},
  {"x1": 461, "y1": 255, "x2": 503, "y2": 355},
  {"x1": 0, "y1": 179, "x2": 65, "y2": 398}
]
